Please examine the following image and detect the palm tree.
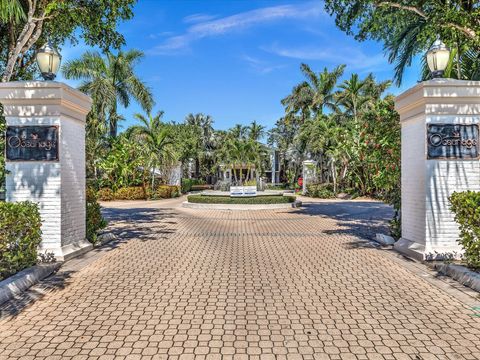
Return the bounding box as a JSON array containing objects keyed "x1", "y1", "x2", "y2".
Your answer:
[
  {"x1": 128, "y1": 110, "x2": 173, "y2": 191},
  {"x1": 62, "y1": 50, "x2": 154, "y2": 138},
  {"x1": 231, "y1": 124, "x2": 247, "y2": 139},
  {"x1": 248, "y1": 120, "x2": 265, "y2": 141},
  {"x1": 0, "y1": 0, "x2": 25, "y2": 23},
  {"x1": 185, "y1": 113, "x2": 215, "y2": 178},
  {"x1": 282, "y1": 63, "x2": 345, "y2": 121}
]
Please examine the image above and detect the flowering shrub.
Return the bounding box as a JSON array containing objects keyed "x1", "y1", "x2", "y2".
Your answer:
[
  {"x1": 97, "y1": 185, "x2": 180, "y2": 201},
  {"x1": 97, "y1": 188, "x2": 115, "y2": 201},
  {"x1": 114, "y1": 186, "x2": 147, "y2": 200}
]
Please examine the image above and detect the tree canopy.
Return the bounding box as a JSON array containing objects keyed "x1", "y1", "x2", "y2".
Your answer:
[
  {"x1": 324, "y1": 0, "x2": 480, "y2": 84},
  {"x1": 0, "y1": 0, "x2": 137, "y2": 81}
]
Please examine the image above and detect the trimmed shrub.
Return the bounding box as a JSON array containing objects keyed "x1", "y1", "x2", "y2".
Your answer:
[
  {"x1": 306, "y1": 183, "x2": 336, "y2": 198},
  {"x1": 150, "y1": 185, "x2": 181, "y2": 199},
  {"x1": 187, "y1": 195, "x2": 295, "y2": 204},
  {"x1": 266, "y1": 184, "x2": 288, "y2": 190},
  {"x1": 86, "y1": 188, "x2": 107, "y2": 244},
  {"x1": 449, "y1": 191, "x2": 480, "y2": 269},
  {"x1": 97, "y1": 188, "x2": 115, "y2": 201},
  {"x1": 0, "y1": 201, "x2": 42, "y2": 281},
  {"x1": 181, "y1": 178, "x2": 206, "y2": 193},
  {"x1": 114, "y1": 186, "x2": 148, "y2": 200},
  {"x1": 191, "y1": 184, "x2": 212, "y2": 191}
]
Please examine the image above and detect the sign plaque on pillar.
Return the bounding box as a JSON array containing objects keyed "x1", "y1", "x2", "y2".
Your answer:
[
  {"x1": 6, "y1": 126, "x2": 59, "y2": 161},
  {"x1": 427, "y1": 124, "x2": 479, "y2": 160}
]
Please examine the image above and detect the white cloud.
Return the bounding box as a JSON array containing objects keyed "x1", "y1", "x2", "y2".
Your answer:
[
  {"x1": 183, "y1": 13, "x2": 218, "y2": 24},
  {"x1": 241, "y1": 55, "x2": 285, "y2": 74},
  {"x1": 263, "y1": 43, "x2": 390, "y2": 72},
  {"x1": 149, "y1": 2, "x2": 325, "y2": 55}
]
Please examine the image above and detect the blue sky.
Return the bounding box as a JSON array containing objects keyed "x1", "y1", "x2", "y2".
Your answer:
[{"x1": 60, "y1": 0, "x2": 421, "y2": 132}]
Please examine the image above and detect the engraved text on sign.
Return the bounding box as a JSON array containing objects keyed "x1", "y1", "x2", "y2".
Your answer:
[
  {"x1": 6, "y1": 126, "x2": 59, "y2": 161},
  {"x1": 427, "y1": 124, "x2": 479, "y2": 159}
]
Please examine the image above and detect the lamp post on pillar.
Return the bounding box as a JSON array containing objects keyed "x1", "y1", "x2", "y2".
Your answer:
[
  {"x1": 0, "y1": 53, "x2": 92, "y2": 260},
  {"x1": 394, "y1": 46, "x2": 480, "y2": 260}
]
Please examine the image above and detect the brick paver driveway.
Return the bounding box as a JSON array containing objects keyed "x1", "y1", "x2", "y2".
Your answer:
[{"x1": 1, "y1": 197, "x2": 480, "y2": 359}]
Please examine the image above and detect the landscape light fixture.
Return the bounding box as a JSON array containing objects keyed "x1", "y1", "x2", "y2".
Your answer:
[
  {"x1": 426, "y1": 37, "x2": 450, "y2": 79},
  {"x1": 36, "y1": 42, "x2": 61, "y2": 81}
]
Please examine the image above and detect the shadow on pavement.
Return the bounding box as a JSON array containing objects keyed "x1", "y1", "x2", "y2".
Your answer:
[
  {"x1": 292, "y1": 200, "x2": 394, "y2": 244},
  {"x1": 0, "y1": 271, "x2": 73, "y2": 319},
  {"x1": 0, "y1": 207, "x2": 177, "y2": 319},
  {"x1": 102, "y1": 207, "x2": 178, "y2": 241}
]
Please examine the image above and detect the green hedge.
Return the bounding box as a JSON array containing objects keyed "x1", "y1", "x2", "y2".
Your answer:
[
  {"x1": 98, "y1": 185, "x2": 181, "y2": 201},
  {"x1": 187, "y1": 195, "x2": 295, "y2": 204},
  {"x1": 306, "y1": 183, "x2": 336, "y2": 198},
  {"x1": 86, "y1": 188, "x2": 107, "y2": 244},
  {"x1": 97, "y1": 188, "x2": 115, "y2": 201},
  {"x1": 449, "y1": 191, "x2": 480, "y2": 269},
  {"x1": 150, "y1": 185, "x2": 181, "y2": 199},
  {"x1": 114, "y1": 186, "x2": 148, "y2": 200},
  {"x1": 181, "y1": 178, "x2": 206, "y2": 193},
  {"x1": 0, "y1": 201, "x2": 42, "y2": 281}
]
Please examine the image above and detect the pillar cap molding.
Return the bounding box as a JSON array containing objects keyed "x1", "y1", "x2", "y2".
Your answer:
[
  {"x1": 395, "y1": 79, "x2": 480, "y2": 120},
  {"x1": 0, "y1": 81, "x2": 92, "y2": 122}
]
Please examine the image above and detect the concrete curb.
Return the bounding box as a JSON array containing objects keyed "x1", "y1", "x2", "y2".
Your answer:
[
  {"x1": 182, "y1": 200, "x2": 302, "y2": 211},
  {"x1": 374, "y1": 233, "x2": 396, "y2": 246},
  {"x1": 0, "y1": 262, "x2": 61, "y2": 306},
  {"x1": 95, "y1": 232, "x2": 117, "y2": 247},
  {"x1": 430, "y1": 263, "x2": 480, "y2": 293}
]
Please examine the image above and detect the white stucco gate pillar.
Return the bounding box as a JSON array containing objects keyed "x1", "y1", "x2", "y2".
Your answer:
[
  {"x1": 394, "y1": 79, "x2": 480, "y2": 260},
  {"x1": 0, "y1": 81, "x2": 92, "y2": 261}
]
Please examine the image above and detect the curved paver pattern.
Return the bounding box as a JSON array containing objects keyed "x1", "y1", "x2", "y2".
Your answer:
[{"x1": 0, "y1": 199, "x2": 479, "y2": 359}]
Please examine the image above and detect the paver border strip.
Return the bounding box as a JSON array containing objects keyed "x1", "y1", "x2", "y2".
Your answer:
[
  {"x1": 182, "y1": 200, "x2": 302, "y2": 210},
  {"x1": 0, "y1": 263, "x2": 61, "y2": 306}
]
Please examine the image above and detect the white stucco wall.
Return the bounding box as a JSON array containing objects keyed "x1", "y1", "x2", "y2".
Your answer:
[
  {"x1": 401, "y1": 116, "x2": 426, "y2": 247},
  {"x1": 395, "y1": 79, "x2": 480, "y2": 260},
  {"x1": 425, "y1": 116, "x2": 480, "y2": 254},
  {"x1": 60, "y1": 115, "x2": 86, "y2": 250},
  {"x1": 5, "y1": 116, "x2": 62, "y2": 251},
  {"x1": 0, "y1": 82, "x2": 92, "y2": 260}
]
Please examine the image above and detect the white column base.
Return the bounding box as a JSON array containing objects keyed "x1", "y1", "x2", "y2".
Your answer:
[
  {"x1": 40, "y1": 239, "x2": 93, "y2": 262},
  {"x1": 394, "y1": 238, "x2": 426, "y2": 261},
  {"x1": 395, "y1": 238, "x2": 463, "y2": 261}
]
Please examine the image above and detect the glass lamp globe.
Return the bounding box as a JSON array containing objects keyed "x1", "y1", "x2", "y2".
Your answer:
[
  {"x1": 426, "y1": 38, "x2": 450, "y2": 78},
  {"x1": 36, "y1": 42, "x2": 61, "y2": 80}
]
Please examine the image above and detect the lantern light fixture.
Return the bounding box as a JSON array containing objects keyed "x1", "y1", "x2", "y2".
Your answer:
[
  {"x1": 36, "y1": 41, "x2": 61, "y2": 81},
  {"x1": 426, "y1": 37, "x2": 450, "y2": 79}
]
